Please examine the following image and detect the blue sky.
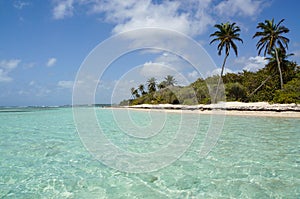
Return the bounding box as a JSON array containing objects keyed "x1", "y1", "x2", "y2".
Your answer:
[{"x1": 0, "y1": 0, "x2": 299, "y2": 106}]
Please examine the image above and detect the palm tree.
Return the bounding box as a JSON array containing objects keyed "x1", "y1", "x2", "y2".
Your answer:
[
  {"x1": 210, "y1": 22, "x2": 243, "y2": 102},
  {"x1": 253, "y1": 18, "x2": 290, "y2": 89},
  {"x1": 130, "y1": 87, "x2": 136, "y2": 99},
  {"x1": 249, "y1": 48, "x2": 293, "y2": 97},
  {"x1": 130, "y1": 87, "x2": 139, "y2": 99},
  {"x1": 138, "y1": 84, "x2": 146, "y2": 95},
  {"x1": 135, "y1": 92, "x2": 140, "y2": 98},
  {"x1": 147, "y1": 77, "x2": 157, "y2": 93},
  {"x1": 266, "y1": 48, "x2": 294, "y2": 80},
  {"x1": 158, "y1": 81, "x2": 166, "y2": 90},
  {"x1": 164, "y1": 75, "x2": 176, "y2": 86}
]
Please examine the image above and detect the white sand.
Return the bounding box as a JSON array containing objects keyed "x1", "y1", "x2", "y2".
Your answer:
[{"x1": 113, "y1": 102, "x2": 300, "y2": 118}]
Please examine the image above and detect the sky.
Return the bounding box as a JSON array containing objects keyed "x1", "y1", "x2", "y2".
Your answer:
[{"x1": 0, "y1": 0, "x2": 300, "y2": 106}]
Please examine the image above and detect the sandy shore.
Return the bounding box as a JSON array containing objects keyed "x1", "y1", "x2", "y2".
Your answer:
[{"x1": 113, "y1": 102, "x2": 300, "y2": 118}]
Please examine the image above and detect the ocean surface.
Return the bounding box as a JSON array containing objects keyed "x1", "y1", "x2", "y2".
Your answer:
[{"x1": 0, "y1": 107, "x2": 299, "y2": 198}]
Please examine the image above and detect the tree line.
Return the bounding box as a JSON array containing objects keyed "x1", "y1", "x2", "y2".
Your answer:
[{"x1": 120, "y1": 19, "x2": 300, "y2": 105}]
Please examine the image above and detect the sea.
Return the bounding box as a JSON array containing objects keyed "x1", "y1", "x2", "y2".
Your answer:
[{"x1": 0, "y1": 106, "x2": 299, "y2": 198}]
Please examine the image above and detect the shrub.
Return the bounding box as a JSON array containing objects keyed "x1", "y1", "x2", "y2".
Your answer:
[
  {"x1": 226, "y1": 82, "x2": 247, "y2": 101},
  {"x1": 273, "y1": 77, "x2": 300, "y2": 103}
]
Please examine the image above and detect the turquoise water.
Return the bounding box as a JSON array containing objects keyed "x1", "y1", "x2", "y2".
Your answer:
[{"x1": 0, "y1": 107, "x2": 299, "y2": 198}]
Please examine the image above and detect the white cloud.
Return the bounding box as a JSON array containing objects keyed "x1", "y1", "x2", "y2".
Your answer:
[
  {"x1": 206, "y1": 68, "x2": 234, "y2": 77},
  {"x1": 13, "y1": 1, "x2": 30, "y2": 10},
  {"x1": 0, "y1": 69, "x2": 13, "y2": 82},
  {"x1": 29, "y1": 81, "x2": 35, "y2": 86},
  {"x1": 140, "y1": 54, "x2": 185, "y2": 78},
  {"x1": 97, "y1": 80, "x2": 113, "y2": 91},
  {"x1": 91, "y1": 0, "x2": 214, "y2": 36},
  {"x1": 205, "y1": 55, "x2": 267, "y2": 77},
  {"x1": 0, "y1": 59, "x2": 20, "y2": 70},
  {"x1": 24, "y1": 62, "x2": 36, "y2": 68},
  {"x1": 151, "y1": 53, "x2": 199, "y2": 84},
  {"x1": 51, "y1": 0, "x2": 267, "y2": 35},
  {"x1": 54, "y1": 0, "x2": 267, "y2": 35},
  {"x1": 35, "y1": 88, "x2": 51, "y2": 97},
  {"x1": 46, "y1": 58, "x2": 57, "y2": 67},
  {"x1": 52, "y1": 0, "x2": 74, "y2": 19},
  {"x1": 215, "y1": 0, "x2": 264, "y2": 18},
  {"x1": 139, "y1": 61, "x2": 174, "y2": 79},
  {"x1": 153, "y1": 53, "x2": 186, "y2": 71},
  {"x1": 111, "y1": 2, "x2": 191, "y2": 34},
  {"x1": 18, "y1": 90, "x2": 29, "y2": 95},
  {"x1": 57, "y1": 80, "x2": 74, "y2": 89},
  {"x1": 50, "y1": 0, "x2": 214, "y2": 36},
  {"x1": 236, "y1": 56, "x2": 267, "y2": 72},
  {"x1": 17, "y1": 82, "x2": 52, "y2": 98},
  {"x1": 188, "y1": 70, "x2": 199, "y2": 79},
  {"x1": 0, "y1": 59, "x2": 21, "y2": 82}
]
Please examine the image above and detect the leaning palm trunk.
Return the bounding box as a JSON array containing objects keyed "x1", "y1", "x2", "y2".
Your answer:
[
  {"x1": 214, "y1": 51, "x2": 229, "y2": 103},
  {"x1": 275, "y1": 48, "x2": 284, "y2": 89},
  {"x1": 248, "y1": 75, "x2": 272, "y2": 97}
]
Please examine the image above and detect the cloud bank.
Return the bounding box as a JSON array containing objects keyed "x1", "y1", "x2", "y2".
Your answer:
[{"x1": 52, "y1": 0, "x2": 266, "y2": 36}]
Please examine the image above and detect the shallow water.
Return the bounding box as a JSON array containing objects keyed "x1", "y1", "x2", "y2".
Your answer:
[{"x1": 0, "y1": 107, "x2": 299, "y2": 198}]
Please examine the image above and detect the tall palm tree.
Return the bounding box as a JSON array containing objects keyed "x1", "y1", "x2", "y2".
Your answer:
[
  {"x1": 266, "y1": 48, "x2": 294, "y2": 79},
  {"x1": 249, "y1": 48, "x2": 293, "y2": 97},
  {"x1": 164, "y1": 75, "x2": 176, "y2": 86},
  {"x1": 210, "y1": 22, "x2": 243, "y2": 102},
  {"x1": 147, "y1": 77, "x2": 157, "y2": 93},
  {"x1": 253, "y1": 18, "x2": 290, "y2": 89}
]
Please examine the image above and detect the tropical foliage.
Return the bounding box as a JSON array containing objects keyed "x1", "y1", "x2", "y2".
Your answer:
[
  {"x1": 120, "y1": 59, "x2": 299, "y2": 106},
  {"x1": 119, "y1": 19, "x2": 299, "y2": 106}
]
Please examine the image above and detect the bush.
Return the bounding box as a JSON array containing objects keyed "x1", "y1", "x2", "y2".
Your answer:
[
  {"x1": 273, "y1": 77, "x2": 300, "y2": 103},
  {"x1": 226, "y1": 82, "x2": 247, "y2": 101}
]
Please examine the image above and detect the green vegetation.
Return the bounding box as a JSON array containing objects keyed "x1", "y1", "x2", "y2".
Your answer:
[{"x1": 120, "y1": 19, "x2": 300, "y2": 106}]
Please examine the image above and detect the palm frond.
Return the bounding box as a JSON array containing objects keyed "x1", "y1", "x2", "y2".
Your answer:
[
  {"x1": 210, "y1": 22, "x2": 243, "y2": 57},
  {"x1": 253, "y1": 18, "x2": 290, "y2": 56}
]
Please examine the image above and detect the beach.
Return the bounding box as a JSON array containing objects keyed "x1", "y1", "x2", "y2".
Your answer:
[{"x1": 119, "y1": 102, "x2": 300, "y2": 118}]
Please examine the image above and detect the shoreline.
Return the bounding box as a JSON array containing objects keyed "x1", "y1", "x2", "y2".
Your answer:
[{"x1": 111, "y1": 102, "x2": 300, "y2": 118}]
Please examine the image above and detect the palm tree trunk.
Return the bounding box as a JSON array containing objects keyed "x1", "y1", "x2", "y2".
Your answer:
[
  {"x1": 275, "y1": 48, "x2": 284, "y2": 89},
  {"x1": 248, "y1": 75, "x2": 272, "y2": 97},
  {"x1": 214, "y1": 51, "x2": 229, "y2": 103}
]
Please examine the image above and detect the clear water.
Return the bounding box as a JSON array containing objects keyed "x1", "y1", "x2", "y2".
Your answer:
[{"x1": 0, "y1": 107, "x2": 299, "y2": 198}]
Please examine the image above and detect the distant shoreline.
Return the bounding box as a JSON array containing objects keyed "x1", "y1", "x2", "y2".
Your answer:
[{"x1": 111, "y1": 102, "x2": 300, "y2": 118}]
